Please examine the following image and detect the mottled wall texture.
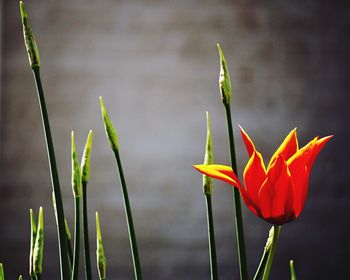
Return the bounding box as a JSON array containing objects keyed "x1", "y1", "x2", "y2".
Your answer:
[{"x1": 0, "y1": 0, "x2": 349, "y2": 279}]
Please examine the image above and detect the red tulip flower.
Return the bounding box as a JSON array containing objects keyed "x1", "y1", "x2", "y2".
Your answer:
[{"x1": 194, "y1": 127, "x2": 332, "y2": 225}]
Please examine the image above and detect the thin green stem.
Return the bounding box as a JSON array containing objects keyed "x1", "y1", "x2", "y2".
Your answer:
[
  {"x1": 253, "y1": 248, "x2": 269, "y2": 280},
  {"x1": 71, "y1": 196, "x2": 81, "y2": 280},
  {"x1": 113, "y1": 149, "x2": 142, "y2": 280},
  {"x1": 224, "y1": 103, "x2": 248, "y2": 280},
  {"x1": 262, "y1": 225, "x2": 281, "y2": 280},
  {"x1": 82, "y1": 182, "x2": 92, "y2": 280},
  {"x1": 290, "y1": 260, "x2": 297, "y2": 280},
  {"x1": 32, "y1": 67, "x2": 70, "y2": 280},
  {"x1": 67, "y1": 237, "x2": 73, "y2": 268},
  {"x1": 205, "y1": 193, "x2": 218, "y2": 280}
]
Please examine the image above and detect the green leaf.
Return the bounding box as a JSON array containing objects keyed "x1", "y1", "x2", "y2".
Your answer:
[
  {"x1": 217, "y1": 44, "x2": 232, "y2": 104},
  {"x1": 99, "y1": 97, "x2": 119, "y2": 152}
]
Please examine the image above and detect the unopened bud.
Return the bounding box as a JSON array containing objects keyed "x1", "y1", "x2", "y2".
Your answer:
[{"x1": 217, "y1": 44, "x2": 231, "y2": 104}]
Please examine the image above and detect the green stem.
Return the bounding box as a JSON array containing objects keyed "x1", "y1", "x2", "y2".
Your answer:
[
  {"x1": 262, "y1": 225, "x2": 281, "y2": 280},
  {"x1": 71, "y1": 196, "x2": 81, "y2": 280},
  {"x1": 205, "y1": 193, "x2": 218, "y2": 280},
  {"x1": 67, "y1": 237, "x2": 73, "y2": 268},
  {"x1": 82, "y1": 182, "x2": 92, "y2": 280},
  {"x1": 290, "y1": 260, "x2": 297, "y2": 280},
  {"x1": 224, "y1": 103, "x2": 248, "y2": 280},
  {"x1": 32, "y1": 67, "x2": 70, "y2": 280},
  {"x1": 253, "y1": 248, "x2": 269, "y2": 280},
  {"x1": 113, "y1": 149, "x2": 143, "y2": 280}
]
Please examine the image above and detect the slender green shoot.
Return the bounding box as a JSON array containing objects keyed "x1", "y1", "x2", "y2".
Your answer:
[
  {"x1": 290, "y1": 260, "x2": 297, "y2": 280},
  {"x1": 19, "y1": 3, "x2": 69, "y2": 279},
  {"x1": 262, "y1": 225, "x2": 281, "y2": 280},
  {"x1": 19, "y1": 276, "x2": 23, "y2": 280},
  {"x1": 71, "y1": 132, "x2": 82, "y2": 280},
  {"x1": 217, "y1": 44, "x2": 247, "y2": 280},
  {"x1": 202, "y1": 112, "x2": 218, "y2": 280},
  {"x1": 100, "y1": 97, "x2": 143, "y2": 279},
  {"x1": 81, "y1": 130, "x2": 93, "y2": 280},
  {"x1": 253, "y1": 227, "x2": 274, "y2": 280},
  {"x1": 96, "y1": 212, "x2": 106, "y2": 280}
]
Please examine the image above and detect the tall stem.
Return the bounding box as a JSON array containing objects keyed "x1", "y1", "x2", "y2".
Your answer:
[
  {"x1": 224, "y1": 103, "x2": 248, "y2": 280},
  {"x1": 205, "y1": 193, "x2": 218, "y2": 280},
  {"x1": 71, "y1": 196, "x2": 81, "y2": 280},
  {"x1": 113, "y1": 149, "x2": 143, "y2": 280},
  {"x1": 262, "y1": 225, "x2": 281, "y2": 280},
  {"x1": 32, "y1": 67, "x2": 70, "y2": 280},
  {"x1": 82, "y1": 182, "x2": 92, "y2": 280}
]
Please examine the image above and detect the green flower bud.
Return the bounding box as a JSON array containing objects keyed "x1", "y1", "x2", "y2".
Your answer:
[
  {"x1": 217, "y1": 44, "x2": 231, "y2": 104},
  {"x1": 18, "y1": 275, "x2": 23, "y2": 280},
  {"x1": 290, "y1": 260, "x2": 297, "y2": 280},
  {"x1": 29, "y1": 209, "x2": 37, "y2": 277},
  {"x1": 33, "y1": 207, "x2": 44, "y2": 274},
  {"x1": 71, "y1": 131, "x2": 82, "y2": 197},
  {"x1": 0, "y1": 263, "x2": 4, "y2": 280},
  {"x1": 81, "y1": 130, "x2": 93, "y2": 184},
  {"x1": 203, "y1": 111, "x2": 214, "y2": 194},
  {"x1": 19, "y1": 1, "x2": 40, "y2": 68},
  {"x1": 100, "y1": 97, "x2": 119, "y2": 151},
  {"x1": 96, "y1": 212, "x2": 106, "y2": 280}
]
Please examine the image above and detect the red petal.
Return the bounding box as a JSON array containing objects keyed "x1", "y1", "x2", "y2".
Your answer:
[
  {"x1": 193, "y1": 164, "x2": 259, "y2": 215},
  {"x1": 308, "y1": 135, "x2": 333, "y2": 168},
  {"x1": 268, "y1": 128, "x2": 298, "y2": 168},
  {"x1": 243, "y1": 150, "x2": 267, "y2": 206},
  {"x1": 258, "y1": 156, "x2": 295, "y2": 224},
  {"x1": 239, "y1": 126, "x2": 255, "y2": 157}
]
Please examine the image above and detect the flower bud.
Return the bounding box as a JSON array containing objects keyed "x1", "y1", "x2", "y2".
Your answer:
[
  {"x1": 203, "y1": 111, "x2": 214, "y2": 194},
  {"x1": 29, "y1": 209, "x2": 37, "y2": 277},
  {"x1": 81, "y1": 130, "x2": 93, "y2": 184},
  {"x1": 96, "y1": 212, "x2": 106, "y2": 280},
  {"x1": 19, "y1": 1, "x2": 40, "y2": 68},
  {"x1": 100, "y1": 97, "x2": 119, "y2": 152},
  {"x1": 217, "y1": 44, "x2": 231, "y2": 104},
  {"x1": 0, "y1": 263, "x2": 4, "y2": 280},
  {"x1": 33, "y1": 207, "x2": 44, "y2": 274},
  {"x1": 71, "y1": 131, "x2": 82, "y2": 197}
]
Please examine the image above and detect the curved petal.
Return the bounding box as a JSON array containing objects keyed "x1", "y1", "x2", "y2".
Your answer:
[
  {"x1": 193, "y1": 164, "x2": 259, "y2": 215},
  {"x1": 308, "y1": 135, "x2": 333, "y2": 168},
  {"x1": 268, "y1": 128, "x2": 298, "y2": 168},
  {"x1": 239, "y1": 126, "x2": 255, "y2": 157},
  {"x1": 243, "y1": 150, "x2": 267, "y2": 206},
  {"x1": 258, "y1": 156, "x2": 295, "y2": 224},
  {"x1": 193, "y1": 164, "x2": 242, "y2": 188}
]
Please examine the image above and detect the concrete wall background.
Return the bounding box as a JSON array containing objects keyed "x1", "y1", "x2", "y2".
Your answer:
[{"x1": 0, "y1": 0, "x2": 349, "y2": 279}]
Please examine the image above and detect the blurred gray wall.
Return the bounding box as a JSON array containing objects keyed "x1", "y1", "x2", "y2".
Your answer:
[{"x1": 0, "y1": 0, "x2": 349, "y2": 279}]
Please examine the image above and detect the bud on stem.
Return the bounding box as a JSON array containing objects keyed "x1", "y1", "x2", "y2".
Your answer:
[
  {"x1": 29, "y1": 209, "x2": 37, "y2": 277},
  {"x1": 203, "y1": 111, "x2": 214, "y2": 194},
  {"x1": 81, "y1": 130, "x2": 93, "y2": 184},
  {"x1": 33, "y1": 207, "x2": 44, "y2": 275},
  {"x1": 217, "y1": 44, "x2": 232, "y2": 105},
  {"x1": 19, "y1": 1, "x2": 40, "y2": 68},
  {"x1": 96, "y1": 212, "x2": 106, "y2": 280},
  {"x1": 71, "y1": 131, "x2": 82, "y2": 197},
  {"x1": 99, "y1": 97, "x2": 119, "y2": 152}
]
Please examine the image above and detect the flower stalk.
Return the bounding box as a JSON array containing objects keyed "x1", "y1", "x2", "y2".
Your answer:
[
  {"x1": 81, "y1": 130, "x2": 93, "y2": 280},
  {"x1": 100, "y1": 97, "x2": 143, "y2": 280},
  {"x1": 19, "y1": 3, "x2": 69, "y2": 279},
  {"x1": 217, "y1": 44, "x2": 247, "y2": 280}
]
